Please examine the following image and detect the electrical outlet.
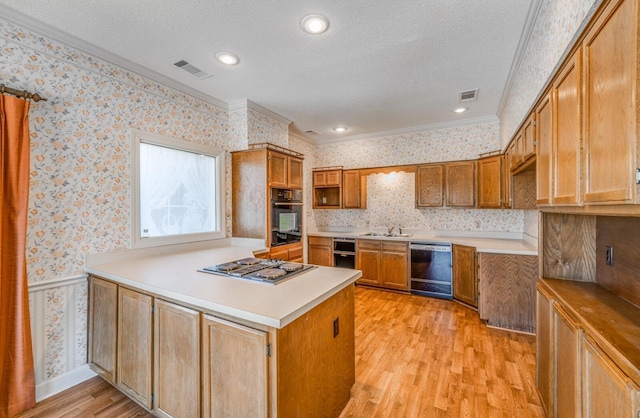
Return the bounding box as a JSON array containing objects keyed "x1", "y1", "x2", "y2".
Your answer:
[
  {"x1": 606, "y1": 245, "x2": 614, "y2": 267},
  {"x1": 333, "y1": 317, "x2": 339, "y2": 338}
]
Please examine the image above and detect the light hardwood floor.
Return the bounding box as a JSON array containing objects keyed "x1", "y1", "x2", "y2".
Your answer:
[{"x1": 16, "y1": 286, "x2": 543, "y2": 418}]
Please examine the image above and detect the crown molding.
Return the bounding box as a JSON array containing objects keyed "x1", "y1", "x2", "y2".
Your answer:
[
  {"x1": 0, "y1": 3, "x2": 229, "y2": 111},
  {"x1": 229, "y1": 99, "x2": 291, "y2": 126},
  {"x1": 288, "y1": 131, "x2": 315, "y2": 145},
  {"x1": 313, "y1": 115, "x2": 499, "y2": 145},
  {"x1": 496, "y1": 0, "x2": 543, "y2": 118}
]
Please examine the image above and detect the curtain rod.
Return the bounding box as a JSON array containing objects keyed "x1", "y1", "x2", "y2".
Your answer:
[{"x1": 0, "y1": 84, "x2": 48, "y2": 102}]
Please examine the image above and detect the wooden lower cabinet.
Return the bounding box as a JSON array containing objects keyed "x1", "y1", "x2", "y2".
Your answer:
[
  {"x1": 154, "y1": 300, "x2": 200, "y2": 418},
  {"x1": 117, "y1": 287, "x2": 153, "y2": 409},
  {"x1": 554, "y1": 303, "x2": 582, "y2": 418},
  {"x1": 88, "y1": 277, "x2": 117, "y2": 384},
  {"x1": 356, "y1": 240, "x2": 408, "y2": 291},
  {"x1": 307, "y1": 236, "x2": 333, "y2": 266},
  {"x1": 536, "y1": 288, "x2": 554, "y2": 416},
  {"x1": 202, "y1": 315, "x2": 268, "y2": 418},
  {"x1": 89, "y1": 275, "x2": 356, "y2": 418},
  {"x1": 452, "y1": 245, "x2": 477, "y2": 307},
  {"x1": 269, "y1": 241, "x2": 303, "y2": 262},
  {"x1": 583, "y1": 336, "x2": 640, "y2": 417}
]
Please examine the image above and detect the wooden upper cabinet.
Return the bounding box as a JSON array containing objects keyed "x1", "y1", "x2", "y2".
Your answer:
[
  {"x1": 268, "y1": 151, "x2": 303, "y2": 189},
  {"x1": 536, "y1": 92, "x2": 553, "y2": 206},
  {"x1": 313, "y1": 170, "x2": 341, "y2": 187},
  {"x1": 288, "y1": 157, "x2": 303, "y2": 189},
  {"x1": 553, "y1": 48, "x2": 582, "y2": 206},
  {"x1": 268, "y1": 151, "x2": 288, "y2": 188},
  {"x1": 343, "y1": 170, "x2": 366, "y2": 209},
  {"x1": 522, "y1": 113, "x2": 536, "y2": 162},
  {"x1": 117, "y1": 287, "x2": 153, "y2": 409},
  {"x1": 478, "y1": 156, "x2": 502, "y2": 208},
  {"x1": 445, "y1": 161, "x2": 476, "y2": 207},
  {"x1": 452, "y1": 245, "x2": 477, "y2": 308},
  {"x1": 583, "y1": 0, "x2": 637, "y2": 204},
  {"x1": 511, "y1": 131, "x2": 523, "y2": 171},
  {"x1": 416, "y1": 164, "x2": 444, "y2": 207},
  {"x1": 501, "y1": 154, "x2": 512, "y2": 208}
]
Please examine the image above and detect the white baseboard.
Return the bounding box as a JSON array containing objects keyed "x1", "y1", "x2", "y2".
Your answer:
[{"x1": 35, "y1": 365, "x2": 97, "y2": 402}]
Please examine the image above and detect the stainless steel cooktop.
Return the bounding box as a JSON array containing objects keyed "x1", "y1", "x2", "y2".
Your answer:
[{"x1": 198, "y1": 257, "x2": 315, "y2": 285}]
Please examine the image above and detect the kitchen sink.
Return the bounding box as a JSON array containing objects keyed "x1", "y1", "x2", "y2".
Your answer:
[{"x1": 361, "y1": 232, "x2": 413, "y2": 238}]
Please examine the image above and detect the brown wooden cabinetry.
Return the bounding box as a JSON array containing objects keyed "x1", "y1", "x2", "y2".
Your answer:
[
  {"x1": 522, "y1": 114, "x2": 536, "y2": 163},
  {"x1": 343, "y1": 170, "x2": 366, "y2": 209},
  {"x1": 201, "y1": 315, "x2": 268, "y2": 418},
  {"x1": 445, "y1": 161, "x2": 476, "y2": 207},
  {"x1": 501, "y1": 155, "x2": 512, "y2": 208},
  {"x1": 88, "y1": 276, "x2": 117, "y2": 384},
  {"x1": 478, "y1": 156, "x2": 502, "y2": 208},
  {"x1": 415, "y1": 164, "x2": 444, "y2": 207},
  {"x1": 554, "y1": 303, "x2": 582, "y2": 418},
  {"x1": 356, "y1": 240, "x2": 408, "y2": 291},
  {"x1": 536, "y1": 287, "x2": 554, "y2": 416},
  {"x1": 307, "y1": 236, "x2": 333, "y2": 266},
  {"x1": 313, "y1": 169, "x2": 342, "y2": 208},
  {"x1": 583, "y1": 0, "x2": 638, "y2": 204},
  {"x1": 117, "y1": 287, "x2": 153, "y2": 409},
  {"x1": 553, "y1": 48, "x2": 582, "y2": 206},
  {"x1": 268, "y1": 150, "x2": 303, "y2": 189},
  {"x1": 154, "y1": 300, "x2": 200, "y2": 418},
  {"x1": 536, "y1": 92, "x2": 553, "y2": 206},
  {"x1": 452, "y1": 245, "x2": 477, "y2": 308},
  {"x1": 269, "y1": 241, "x2": 303, "y2": 262}
]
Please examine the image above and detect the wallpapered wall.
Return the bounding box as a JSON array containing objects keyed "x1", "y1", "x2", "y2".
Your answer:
[{"x1": 311, "y1": 121, "x2": 527, "y2": 233}]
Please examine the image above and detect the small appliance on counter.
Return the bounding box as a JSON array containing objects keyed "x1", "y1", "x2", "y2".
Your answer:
[{"x1": 199, "y1": 257, "x2": 315, "y2": 285}]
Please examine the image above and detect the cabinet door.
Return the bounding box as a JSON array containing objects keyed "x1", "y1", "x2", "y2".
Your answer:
[
  {"x1": 202, "y1": 315, "x2": 268, "y2": 418},
  {"x1": 478, "y1": 156, "x2": 502, "y2": 208},
  {"x1": 356, "y1": 241, "x2": 381, "y2": 286},
  {"x1": 313, "y1": 171, "x2": 327, "y2": 187},
  {"x1": 553, "y1": 48, "x2": 582, "y2": 205},
  {"x1": 445, "y1": 161, "x2": 476, "y2": 207},
  {"x1": 288, "y1": 157, "x2": 303, "y2": 189},
  {"x1": 154, "y1": 300, "x2": 200, "y2": 418},
  {"x1": 343, "y1": 170, "x2": 366, "y2": 209},
  {"x1": 268, "y1": 151, "x2": 288, "y2": 188},
  {"x1": 118, "y1": 287, "x2": 153, "y2": 409},
  {"x1": 554, "y1": 303, "x2": 582, "y2": 418},
  {"x1": 583, "y1": 0, "x2": 637, "y2": 204},
  {"x1": 501, "y1": 154, "x2": 512, "y2": 208},
  {"x1": 452, "y1": 245, "x2": 477, "y2": 307},
  {"x1": 308, "y1": 236, "x2": 333, "y2": 266},
  {"x1": 536, "y1": 288, "x2": 554, "y2": 416},
  {"x1": 89, "y1": 276, "x2": 117, "y2": 384},
  {"x1": 583, "y1": 336, "x2": 640, "y2": 417},
  {"x1": 536, "y1": 92, "x2": 553, "y2": 206},
  {"x1": 325, "y1": 170, "x2": 342, "y2": 186},
  {"x1": 380, "y1": 242, "x2": 408, "y2": 290},
  {"x1": 522, "y1": 114, "x2": 536, "y2": 161},
  {"x1": 416, "y1": 164, "x2": 444, "y2": 207},
  {"x1": 511, "y1": 131, "x2": 523, "y2": 170}
]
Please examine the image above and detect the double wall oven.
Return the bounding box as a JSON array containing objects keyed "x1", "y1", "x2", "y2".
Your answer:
[{"x1": 270, "y1": 188, "x2": 303, "y2": 246}]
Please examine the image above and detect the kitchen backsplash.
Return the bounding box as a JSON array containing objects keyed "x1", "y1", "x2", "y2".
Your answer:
[{"x1": 314, "y1": 172, "x2": 524, "y2": 233}]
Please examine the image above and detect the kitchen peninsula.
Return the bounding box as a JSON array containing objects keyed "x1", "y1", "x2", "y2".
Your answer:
[{"x1": 85, "y1": 238, "x2": 360, "y2": 418}]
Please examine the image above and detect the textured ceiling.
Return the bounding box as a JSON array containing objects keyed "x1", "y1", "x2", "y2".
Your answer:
[{"x1": 0, "y1": 0, "x2": 533, "y2": 143}]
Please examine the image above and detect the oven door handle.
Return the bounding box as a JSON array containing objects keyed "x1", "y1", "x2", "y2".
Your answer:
[{"x1": 409, "y1": 244, "x2": 451, "y2": 252}]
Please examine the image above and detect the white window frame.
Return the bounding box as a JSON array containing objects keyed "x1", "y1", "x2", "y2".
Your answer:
[{"x1": 131, "y1": 129, "x2": 225, "y2": 248}]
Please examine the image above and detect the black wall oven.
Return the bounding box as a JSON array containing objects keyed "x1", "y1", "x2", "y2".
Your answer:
[
  {"x1": 270, "y1": 188, "x2": 303, "y2": 246},
  {"x1": 409, "y1": 242, "x2": 453, "y2": 299}
]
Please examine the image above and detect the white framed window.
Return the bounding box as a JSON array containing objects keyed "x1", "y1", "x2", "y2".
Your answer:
[{"x1": 131, "y1": 129, "x2": 225, "y2": 248}]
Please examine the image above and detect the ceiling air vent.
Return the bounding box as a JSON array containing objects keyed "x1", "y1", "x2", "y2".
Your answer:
[
  {"x1": 459, "y1": 89, "x2": 479, "y2": 103},
  {"x1": 173, "y1": 59, "x2": 212, "y2": 80},
  {"x1": 304, "y1": 130, "x2": 321, "y2": 136}
]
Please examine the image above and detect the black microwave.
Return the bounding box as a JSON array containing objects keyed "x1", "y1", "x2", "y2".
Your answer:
[{"x1": 271, "y1": 188, "x2": 302, "y2": 203}]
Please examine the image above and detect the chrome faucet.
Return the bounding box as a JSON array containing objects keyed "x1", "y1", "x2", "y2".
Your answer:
[{"x1": 387, "y1": 225, "x2": 395, "y2": 235}]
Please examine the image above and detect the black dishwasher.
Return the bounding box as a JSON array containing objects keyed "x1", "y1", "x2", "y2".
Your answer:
[
  {"x1": 333, "y1": 237, "x2": 356, "y2": 269},
  {"x1": 409, "y1": 242, "x2": 453, "y2": 299}
]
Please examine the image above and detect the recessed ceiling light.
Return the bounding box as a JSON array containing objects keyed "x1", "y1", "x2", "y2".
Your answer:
[
  {"x1": 453, "y1": 107, "x2": 468, "y2": 113},
  {"x1": 333, "y1": 127, "x2": 347, "y2": 133},
  {"x1": 216, "y1": 52, "x2": 239, "y2": 65},
  {"x1": 301, "y1": 14, "x2": 330, "y2": 34}
]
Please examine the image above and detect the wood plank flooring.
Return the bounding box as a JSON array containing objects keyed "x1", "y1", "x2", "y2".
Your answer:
[{"x1": 16, "y1": 286, "x2": 543, "y2": 418}]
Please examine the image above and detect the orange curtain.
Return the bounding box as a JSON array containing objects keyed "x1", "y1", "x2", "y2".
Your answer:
[{"x1": 0, "y1": 95, "x2": 36, "y2": 418}]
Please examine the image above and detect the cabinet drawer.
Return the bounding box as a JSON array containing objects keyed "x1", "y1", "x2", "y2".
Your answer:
[
  {"x1": 357, "y1": 240, "x2": 381, "y2": 251},
  {"x1": 308, "y1": 236, "x2": 332, "y2": 246},
  {"x1": 288, "y1": 247, "x2": 303, "y2": 260},
  {"x1": 382, "y1": 242, "x2": 407, "y2": 253}
]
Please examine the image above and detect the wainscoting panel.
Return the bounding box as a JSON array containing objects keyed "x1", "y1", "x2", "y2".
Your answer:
[{"x1": 28, "y1": 274, "x2": 96, "y2": 401}]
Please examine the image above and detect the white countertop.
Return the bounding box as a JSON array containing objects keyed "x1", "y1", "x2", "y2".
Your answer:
[
  {"x1": 308, "y1": 229, "x2": 538, "y2": 255},
  {"x1": 85, "y1": 239, "x2": 361, "y2": 329}
]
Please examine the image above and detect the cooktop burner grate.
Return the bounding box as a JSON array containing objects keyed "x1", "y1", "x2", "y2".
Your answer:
[{"x1": 199, "y1": 259, "x2": 316, "y2": 284}]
